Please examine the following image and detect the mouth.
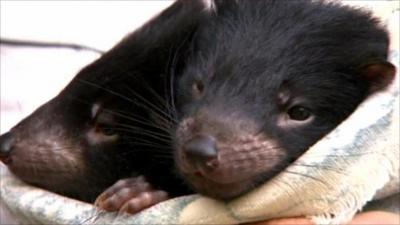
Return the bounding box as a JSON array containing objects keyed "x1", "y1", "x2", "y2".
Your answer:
[
  {"x1": 182, "y1": 169, "x2": 257, "y2": 200},
  {"x1": 176, "y1": 147, "x2": 250, "y2": 199}
]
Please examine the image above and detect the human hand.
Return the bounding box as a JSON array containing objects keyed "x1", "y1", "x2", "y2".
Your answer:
[{"x1": 247, "y1": 211, "x2": 400, "y2": 225}]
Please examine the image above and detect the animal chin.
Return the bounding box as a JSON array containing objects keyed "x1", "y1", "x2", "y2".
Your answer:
[
  {"x1": 8, "y1": 163, "x2": 97, "y2": 201},
  {"x1": 4, "y1": 146, "x2": 87, "y2": 190},
  {"x1": 8, "y1": 165, "x2": 66, "y2": 192},
  {"x1": 185, "y1": 172, "x2": 256, "y2": 200}
]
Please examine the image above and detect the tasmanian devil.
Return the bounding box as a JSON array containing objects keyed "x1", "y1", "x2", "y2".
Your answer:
[
  {"x1": 172, "y1": 0, "x2": 395, "y2": 200},
  {"x1": 0, "y1": 0, "x2": 211, "y2": 213}
]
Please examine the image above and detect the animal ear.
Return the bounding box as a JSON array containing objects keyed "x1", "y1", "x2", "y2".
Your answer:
[{"x1": 359, "y1": 61, "x2": 396, "y2": 93}]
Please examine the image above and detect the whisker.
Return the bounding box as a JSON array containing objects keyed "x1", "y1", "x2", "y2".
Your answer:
[
  {"x1": 121, "y1": 83, "x2": 177, "y2": 124},
  {"x1": 103, "y1": 108, "x2": 172, "y2": 133},
  {"x1": 166, "y1": 26, "x2": 193, "y2": 123},
  {"x1": 122, "y1": 136, "x2": 172, "y2": 147},
  {"x1": 113, "y1": 127, "x2": 171, "y2": 143},
  {"x1": 123, "y1": 136, "x2": 172, "y2": 149},
  {"x1": 112, "y1": 111, "x2": 172, "y2": 134},
  {"x1": 77, "y1": 78, "x2": 174, "y2": 125},
  {"x1": 121, "y1": 141, "x2": 172, "y2": 151},
  {"x1": 127, "y1": 75, "x2": 170, "y2": 110},
  {"x1": 111, "y1": 145, "x2": 173, "y2": 157},
  {"x1": 113, "y1": 123, "x2": 172, "y2": 139},
  {"x1": 77, "y1": 78, "x2": 137, "y2": 105}
]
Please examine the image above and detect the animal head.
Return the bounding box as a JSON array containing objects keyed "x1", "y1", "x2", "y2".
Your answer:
[
  {"x1": 173, "y1": 0, "x2": 395, "y2": 200},
  {"x1": 0, "y1": 0, "x2": 209, "y2": 202}
]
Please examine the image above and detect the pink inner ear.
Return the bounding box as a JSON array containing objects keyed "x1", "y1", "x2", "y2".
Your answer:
[{"x1": 361, "y1": 62, "x2": 396, "y2": 93}]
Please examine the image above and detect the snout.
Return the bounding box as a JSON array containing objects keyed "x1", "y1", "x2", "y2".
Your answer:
[
  {"x1": 0, "y1": 132, "x2": 14, "y2": 164},
  {"x1": 183, "y1": 134, "x2": 219, "y2": 171},
  {"x1": 175, "y1": 117, "x2": 287, "y2": 199}
]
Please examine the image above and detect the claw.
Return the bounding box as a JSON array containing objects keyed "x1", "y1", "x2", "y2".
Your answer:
[{"x1": 94, "y1": 176, "x2": 169, "y2": 214}]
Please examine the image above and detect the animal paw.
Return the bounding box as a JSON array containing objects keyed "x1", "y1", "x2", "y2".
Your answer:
[{"x1": 95, "y1": 176, "x2": 169, "y2": 214}]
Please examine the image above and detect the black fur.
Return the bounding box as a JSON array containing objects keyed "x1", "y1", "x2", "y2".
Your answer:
[{"x1": 174, "y1": 0, "x2": 394, "y2": 199}]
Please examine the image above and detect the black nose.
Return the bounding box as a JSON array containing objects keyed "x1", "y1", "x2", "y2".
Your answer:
[
  {"x1": 183, "y1": 134, "x2": 219, "y2": 169},
  {"x1": 0, "y1": 132, "x2": 14, "y2": 164}
]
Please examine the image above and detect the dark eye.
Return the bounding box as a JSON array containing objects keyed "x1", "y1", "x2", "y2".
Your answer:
[
  {"x1": 192, "y1": 80, "x2": 204, "y2": 99},
  {"x1": 95, "y1": 123, "x2": 117, "y2": 136},
  {"x1": 287, "y1": 106, "x2": 311, "y2": 121},
  {"x1": 91, "y1": 105, "x2": 118, "y2": 136}
]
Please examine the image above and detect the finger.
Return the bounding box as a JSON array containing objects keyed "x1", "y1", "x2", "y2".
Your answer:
[
  {"x1": 349, "y1": 211, "x2": 400, "y2": 225},
  {"x1": 247, "y1": 217, "x2": 314, "y2": 225}
]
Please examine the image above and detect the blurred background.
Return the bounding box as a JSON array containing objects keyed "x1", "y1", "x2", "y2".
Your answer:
[
  {"x1": 0, "y1": 1, "x2": 398, "y2": 224},
  {"x1": 0, "y1": 1, "x2": 173, "y2": 133}
]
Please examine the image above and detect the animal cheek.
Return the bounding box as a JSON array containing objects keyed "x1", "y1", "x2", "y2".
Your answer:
[
  {"x1": 216, "y1": 148, "x2": 286, "y2": 182},
  {"x1": 4, "y1": 139, "x2": 85, "y2": 179}
]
